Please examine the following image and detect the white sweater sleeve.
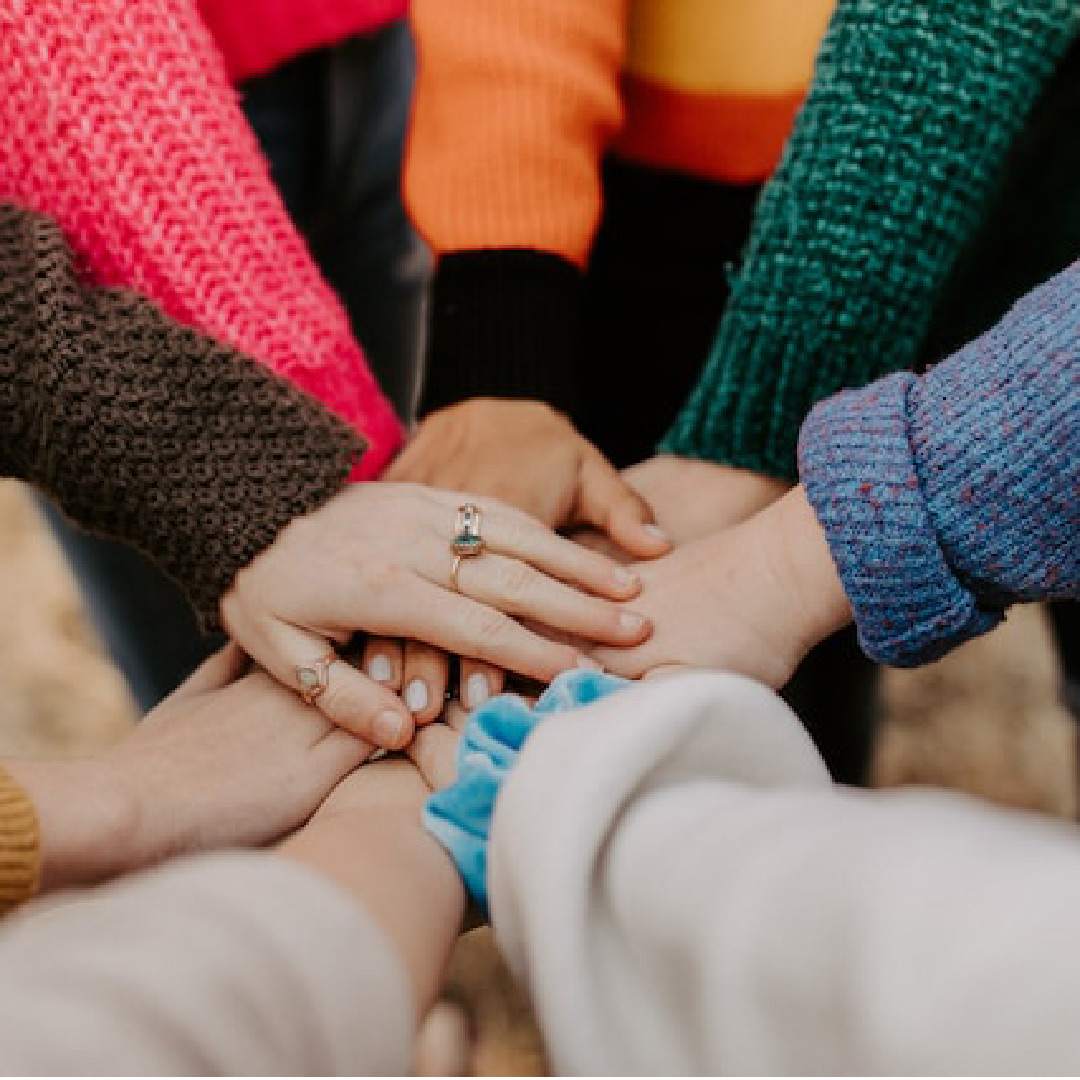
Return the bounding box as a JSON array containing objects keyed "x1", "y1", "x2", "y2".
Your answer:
[
  {"x1": 0, "y1": 852, "x2": 414, "y2": 1076},
  {"x1": 489, "y1": 670, "x2": 1080, "y2": 1075}
]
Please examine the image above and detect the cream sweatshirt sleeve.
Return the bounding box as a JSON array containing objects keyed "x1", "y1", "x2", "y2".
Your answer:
[
  {"x1": 0, "y1": 852, "x2": 414, "y2": 1075},
  {"x1": 489, "y1": 670, "x2": 1080, "y2": 1074}
]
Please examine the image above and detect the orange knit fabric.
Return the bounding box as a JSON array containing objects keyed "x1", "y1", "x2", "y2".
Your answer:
[
  {"x1": 406, "y1": 0, "x2": 833, "y2": 266},
  {"x1": 406, "y1": 0, "x2": 626, "y2": 268},
  {"x1": 0, "y1": 768, "x2": 40, "y2": 917}
]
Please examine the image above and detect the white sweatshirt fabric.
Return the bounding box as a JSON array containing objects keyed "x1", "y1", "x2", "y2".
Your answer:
[
  {"x1": 0, "y1": 852, "x2": 414, "y2": 1075},
  {"x1": 489, "y1": 670, "x2": 1080, "y2": 1075},
  {"x1": 4, "y1": 671, "x2": 1080, "y2": 1074}
]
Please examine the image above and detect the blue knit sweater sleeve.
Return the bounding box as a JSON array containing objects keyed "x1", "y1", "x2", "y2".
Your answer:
[{"x1": 798, "y1": 259, "x2": 1080, "y2": 667}]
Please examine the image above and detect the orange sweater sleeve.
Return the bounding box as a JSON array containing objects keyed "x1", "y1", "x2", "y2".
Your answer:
[
  {"x1": 406, "y1": 0, "x2": 627, "y2": 268},
  {"x1": 0, "y1": 767, "x2": 40, "y2": 916}
]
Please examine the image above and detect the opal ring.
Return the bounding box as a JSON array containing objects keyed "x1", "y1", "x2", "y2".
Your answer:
[{"x1": 295, "y1": 651, "x2": 335, "y2": 707}]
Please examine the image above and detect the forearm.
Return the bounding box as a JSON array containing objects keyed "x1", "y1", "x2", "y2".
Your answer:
[
  {"x1": 663, "y1": 0, "x2": 1080, "y2": 479},
  {"x1": 0, "y1": 205, "x2": 362, "y2": 630},
  {"x1": 0, "y1": 0, "x2": 402, "y2": 472},
  {"x1": 800, "y1": 258, "x2": 1080, "y2": 665},
  {"x1": 280, "y1": 807, "x2": 465, "y2": 1016}
]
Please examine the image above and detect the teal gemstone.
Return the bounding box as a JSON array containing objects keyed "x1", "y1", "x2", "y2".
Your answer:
[{"x1": 453, "y1": 533, "x2": 483, "y2": 553}]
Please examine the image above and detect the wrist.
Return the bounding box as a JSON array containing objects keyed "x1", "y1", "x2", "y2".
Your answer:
[
  {"x1": 281, "y1": 808, "x2": 464, "y2": 1014},
  {"x1": 4, "y1": 758, "x2": 141, "y2": 891},
  {"x1": 767, "y1": 486, "x2": 852, "y2": 653}
]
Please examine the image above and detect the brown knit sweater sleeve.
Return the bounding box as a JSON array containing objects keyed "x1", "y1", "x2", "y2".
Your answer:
[
  {"x1": 0, "y1": 204, "x2": 365, "y2": 630},
  {"x1": 0, "y1": 766, "x2": 40, "y2": 916}
]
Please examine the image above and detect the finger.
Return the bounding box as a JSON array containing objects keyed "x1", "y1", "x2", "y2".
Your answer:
[
  {"x1": 401, "y1": 641, "x2": 450, "y2": 725},
  {"x1": 170, "y1": 642, "x2": 249, "y2": 700},
  {"x1": 406, "y1": 722, "x2": 461, "y2": 791},
  {"x1": 577, "y1": 452, "x2": 672, "y2": 559},
  {"x1": 458, "y1": 658, "x2": 503, "y2": 710},
  {"x1": 361, "y1": 637, "x2": 404, "y2": 692},
  {"x1": 455, "y1": 552, "x2": 652, "y2": 647},
  {"x1": 442, "y1": 700, "x2": 470, "y2": 733},
  {"x1": 371, "y1": 576, "x2": 583, "y2": 684},
  {"x1": 429, "y1": 493, "x2": 641, "y2": 600},
  {"x1": 228, "y1": 608, "x2": 415, "y2": 750}
]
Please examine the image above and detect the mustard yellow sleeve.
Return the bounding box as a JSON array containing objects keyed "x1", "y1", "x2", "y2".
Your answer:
[{"x1": 0, "y1": 766, "x2": 41, "y2": 916}]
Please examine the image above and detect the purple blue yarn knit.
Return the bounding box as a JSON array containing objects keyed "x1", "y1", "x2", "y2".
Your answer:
[{"x1": 799, "y1": 259, "x2": 1080, "y2": 667}]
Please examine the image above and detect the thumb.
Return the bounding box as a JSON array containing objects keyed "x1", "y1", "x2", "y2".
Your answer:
[{"x1": 576, "y1": 452, "x2": 672, "y2": 559}]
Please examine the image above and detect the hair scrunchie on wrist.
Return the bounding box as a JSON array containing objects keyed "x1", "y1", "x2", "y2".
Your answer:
[{"x1": 424, "y1": 668, "x2": 626, "y2": 913}]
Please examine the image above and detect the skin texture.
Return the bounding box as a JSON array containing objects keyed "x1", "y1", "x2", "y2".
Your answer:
[
  {"x1": 592, "y1": 487, "x2": 852, "y2": 687},
  {"x1": 280, "y1": 705, "x2": 468, "y2": 1017},
  {"x1": 221, "y1": 482, "x2": 651, "y2": 747},
  {"x1": 6, "y1": 645, "x2": 372, "y2": 891}
]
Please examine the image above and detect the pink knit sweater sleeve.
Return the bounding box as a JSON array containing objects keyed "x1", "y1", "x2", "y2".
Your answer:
[{"x1": 0, "y1": 0, "x2": 402, "y2": 478}]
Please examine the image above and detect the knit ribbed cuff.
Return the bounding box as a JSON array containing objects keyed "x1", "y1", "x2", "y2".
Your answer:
[
  {"x1": 659, "y1": 311, "x2": 808, "y2": 481},
  {"x1": 0, "y1": 767, "x2": 41, "y2": 915},
  {"x1": 798, "y1": 372, "x2": 1002, "y2": 667},
  {"x1": 418, "y1": 250, "x2": 583, "y2": 417}
]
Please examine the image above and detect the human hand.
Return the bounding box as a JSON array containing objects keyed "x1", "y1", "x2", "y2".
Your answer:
[
  {"x1": 623, "y1": 455, "x2": 791, "y2": 545},
  {"x1": 221, "y1": 483, "x2": 651, "y2": 748},
  {"x1": 11, "y1": 645, "x2": 372, "y2": 891},
  {"x1": 387, "y1": 400, "x2": 671, "y2": 558},
  {"x1": 591, "y1": 488, "x2": 852, "y2": 688}
]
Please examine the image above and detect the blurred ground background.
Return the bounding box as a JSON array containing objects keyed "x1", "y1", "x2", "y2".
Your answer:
[{"x1": 0, "y1": 477, "x2": 1075, "y2": 1074}]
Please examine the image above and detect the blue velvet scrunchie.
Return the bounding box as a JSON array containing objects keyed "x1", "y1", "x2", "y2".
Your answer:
[{"x1": 423, "y1": 668, "x2": 626, "y2": 913}]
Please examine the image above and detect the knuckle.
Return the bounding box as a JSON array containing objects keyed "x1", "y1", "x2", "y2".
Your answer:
[
  {"x1": 471, "y1": 606, "x2": 509, "y2": 647},
  {"x1": 319, "y1": 678, "x2": 370, "y2": 723},
  {"x1": 496, "y1": 559, "x2": 535, "y2": 602}
]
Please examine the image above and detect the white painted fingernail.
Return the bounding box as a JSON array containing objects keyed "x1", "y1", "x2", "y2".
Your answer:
[
  {"x1": 613, "y1": 567, "x2": 639, "y2": 589},
  {"x1": 368, "y1": 654, "x2": 392, "y2": 683},
  {"x1": 621, "y1": 610, "x2": 648, "y2": 634},
  {"x1": 577, "y1": 656, "x2": 602, "y2": 670},
  {"x1": 643, "y1": 524, "x2": 669, "y2": 542},
  {"x1": 405, "y1": 680, "x2": 429, "y2": 714},
  {"x1": 375, "y1": 711, "x2": 405, "y2": 746},
  {"x1": 465, "y1": 672, "x2": 490, "y2": 709}
]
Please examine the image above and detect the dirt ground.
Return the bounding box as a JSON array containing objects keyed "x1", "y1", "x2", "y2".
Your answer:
[{"x1": 0, "y1": 477, "x2": 1075, "y2": 1074}]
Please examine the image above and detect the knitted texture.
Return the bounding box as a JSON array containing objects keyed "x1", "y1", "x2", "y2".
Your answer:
[
  {"x1": 0, "y1": 767, "x2": 40, "y2": 917},
  {"x1": 424, "y1": 669, "x2": 626, "y2": 911},
  {"x1": 197, "y1": 0, "x2": 406, "y2": 83},
  {"x1": 663, "y1": 0, "x2": 1080, "y2": 480},
  {"x1": 799, "y1": 258, "x2": 1080, "y2": 667},
  {"x1": 0, "y1": 0, "x2": 402, "y2": 478},
  {"x1": 0, "y1": 206, "x2": 363, "y2": 631}
]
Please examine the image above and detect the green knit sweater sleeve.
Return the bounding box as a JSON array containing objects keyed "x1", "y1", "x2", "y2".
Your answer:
[{"x1": 661, "y1": 0, "x2": 1080, "y2": 481}]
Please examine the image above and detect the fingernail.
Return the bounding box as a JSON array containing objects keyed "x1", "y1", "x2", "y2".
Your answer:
[
  {"x1": 375, "y1": 710, "x2": 405, "y2": 746},
  {"x1": 643, "y1": 524, "x2": 669, "y2": 543},
  {"x1": 465, "y1": 672, "x2": 490, "y2": 709},
  {"x1": 405, "y1": 679, "x2": 429, "y2": 714},
  {"x1": 612, "y1": 567, "x2": 640, "y2": 590},
  {"x1": 620, "y1": 610, "x2": 648, "y2": 634},
  {"x1": 367, "y1": 653, "x2": 392, "y2": 683},
  {"x1": 577, "y1": 655, "x2": 602, "y2": 670}
]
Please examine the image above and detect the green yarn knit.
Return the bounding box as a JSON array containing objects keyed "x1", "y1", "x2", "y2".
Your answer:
[{"x1": 661, "y1": 0, "x2": 1080, "y2": 481}]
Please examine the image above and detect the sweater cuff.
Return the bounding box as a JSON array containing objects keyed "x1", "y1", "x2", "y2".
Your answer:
[
  {"x1": 0, "y1": 767, "x2": 40, "y2": 915},
  {"x1": 798, "y1": 372, "x2": 1002, "y2": 667},
  {"x1": 418, "y1": 250, "x2": 583, "y2": 417}
]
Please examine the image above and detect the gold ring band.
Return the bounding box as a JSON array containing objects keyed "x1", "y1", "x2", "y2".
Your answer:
[{"x1": 451, "y1": 553, "x2": 464, "y2": 592}]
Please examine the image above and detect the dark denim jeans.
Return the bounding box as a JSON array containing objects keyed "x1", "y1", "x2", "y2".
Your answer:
[{"x1": 45, "y1": 20, "x2": 428, "y2": 712}]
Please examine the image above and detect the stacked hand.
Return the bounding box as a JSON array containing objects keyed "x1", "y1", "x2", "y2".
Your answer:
[{"x1": 220, "y1": 482, "x2": 652, "y2": 750}]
